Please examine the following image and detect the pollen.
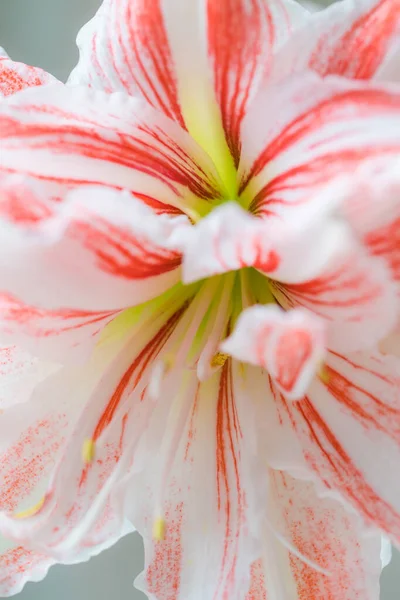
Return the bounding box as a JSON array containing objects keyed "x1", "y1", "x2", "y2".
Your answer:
[
  {"x1": 82, "y1": 438, "x2": 96, "y2": 464},
  {"x1": 152, "y1": 517, "x2": 166, "y2": 541},
  {"x1": 210, "y1": 352, "x2": 229, "y2": 368},
  {"x1": 15, "y1": 497, "x2": 45, "y2": 519},
  {"x1": 318, "y1": 364, "x2": 330, "y2": 384}
]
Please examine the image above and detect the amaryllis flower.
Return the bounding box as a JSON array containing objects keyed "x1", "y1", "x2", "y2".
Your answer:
[{"x1": 0, "y1": 0, "x2": 399, "y2": 597}]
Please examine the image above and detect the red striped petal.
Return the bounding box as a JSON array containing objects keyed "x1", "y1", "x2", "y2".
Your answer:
[
  {"x1": 132, "y1": 361, "x2": 263, "y2": 600},
  {"x1": 269, "y1": 350, "x2": 400, "y2": 545},
  {"x1": 69, "y1": 0, "x2": 306, "y2": 166},
  {"x1": 264, "y1": 470, "x2": 382, "y2": 600},
  {"x1": 207, "y1": 0, "x2": 306, "y2": 165},
  {"x1": 0, "y1": 85, "x2": 222, "y2": 214},
  {"x1": 180, "y1": 201, "x2": 350, "y2": 286},
  {"x1": 239, "y1": 74, "x2": 400, "y2": 221},
  {"x1": 0, "y1": 181, "x2": 187, "y2": 360},
  {"x1": 273, "y1": 0, "x2": 400, "y2": 83},
  {"x1": 0, "y1": 182, "x2": 187, "y2": 363},
  {"x1": 0, "y1": 298, "x2": 190, "y2": 558},
  {"x1": 275, "y1": 244, "x2": 397, "y2": 353},
  {"x1": 70, "y1": 0, "x2": 185, "y2": 125},
  {"x1": 342, "y1": 161, "x2": 400, "y2": 285}
]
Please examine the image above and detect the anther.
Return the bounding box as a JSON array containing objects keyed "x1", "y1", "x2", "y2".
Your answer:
[
  {"x1": 318, "y1": 364, "x2": 330, "y2": 384},
  {"x1": 210, "y1": 352, "x2": 229, "y2": 368},
  {"x1": 14, "y1": 497, "x2": 45, "y2": 519},
  {"x1": 82, "y1": 438, "x2": 96, "y2": 464},
  {"x1": 152, "y1": 517, "x2": 166, "y2": 541}
]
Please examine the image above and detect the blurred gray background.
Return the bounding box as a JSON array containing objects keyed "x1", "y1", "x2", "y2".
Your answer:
[{"x1": 0, "y1": 0, "x2": 399, "y2": 598}]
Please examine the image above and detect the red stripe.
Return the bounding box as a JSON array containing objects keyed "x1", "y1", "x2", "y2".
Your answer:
[
  {"x1": 207, "y1": 0, "x2": 274, "y2": 166},
  {"x1": 365, "y1": 217, "x2": 400, "y2": 282},
  {"x1": 118, "y1": 0, "x2": 185, "y2": 126},
  {"x1": 310, "y1": 0, "x2": 400, "y2": 80},
  {"x1": 1, "y1": 116, "x2": 219, "y2": 201},
  {"x1": 74, "y1": 218, "x2": 181, "y2": 280},
  {"x1": 240, "y1": 88, "x2": 400, "y2": 211},
  {"x1": 92, "y1": 305, "x2": 187, "y2": 441},
  {"x1": 215, "y1": 361, "x2": 244, "y2": 598},
  {"x1": 286, "y1": 395, "x2": 400, "y2": 536}
]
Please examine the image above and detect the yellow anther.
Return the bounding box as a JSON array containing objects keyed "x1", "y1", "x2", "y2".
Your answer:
[
  {"x1": 318, "y1": 364, "x2": 330, "y2": 384},
  {"x1": 15, "y1": 497, "x2": 45, "y2": 519},
  {"x1": 210, "y1": 352, "x2": 229, "y2": 368},
  {"x1": 82, "y1": 439, "x2": 96, "y2": 464},
  {"x1": 152, "y1": 517, "x2": 166, "y2": 541}
]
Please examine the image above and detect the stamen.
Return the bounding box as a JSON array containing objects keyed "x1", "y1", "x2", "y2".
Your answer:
[
  {"x1": 149, "y1": 354, "x2": 176, "y2": 399},
  {"x1": 318, "y1": 364, "x2": 330, "y2": 384},
  {"x1": 14, "y1": 497, "x2": 45, "y2": 519},
  {"x1": 195, "y1": 274, "x2": 235, "y2": 380},
  {"x1": 152, "y1": 516, "x2": 166, "y2": 541},
  {"x1": 210, "y1": 352, "x2": 229, "y2": 368},
  {"x1": 82, "y1": 439, "x2": 96, "y2": 464}
]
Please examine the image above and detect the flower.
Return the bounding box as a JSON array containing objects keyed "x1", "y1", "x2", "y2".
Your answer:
[{"x1": 0, "y1": 0, "x2": 399, "y2": 597}]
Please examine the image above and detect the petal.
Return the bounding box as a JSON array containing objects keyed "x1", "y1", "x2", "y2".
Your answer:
[
  {"x1": 69, "y1": 0, "x2": 307, "y2": 175},
  {"x1": 342, "y1": 160, "x2": 400, "y2": 284},
  {"x1": 245, "y1": 559, "x2": 268, "y2": 600},
  {"x1": 0, "y1": 183, "x2": 186, "y2": 360},
  {"x1": 0, "y1": 345, "x2": 58, "y2": 409},
  {"x1": 0, "y1": 184, "x2": 183, "y2": 311},
  {"x1": 0, "y1": 84, "x2": 222, "y2": 217},
  {"x1": 0, "y1": 345, "x2": 132, "y2": 590},
  {"x1": 130, "y1": 361, "x2": 264, "y2": 600},
  {"x1": 0, "y1": 51, "x2": 59, "y2": 98},
  {"x1": 239, "y1": 72, "x2": 400, "y2": 221},
  {"x1": 222, "y1": 305, "x2": 326, "y2": 400},
  {"x1": 268, "y1": 350, "x2": 400, "y2": 545},
  {"x1": 0, "y1": 290, "x2": 194, "y2": 558},
  {"x1": 275, "y1": 244, "x2": 398, "y2": 353},
  {"x1": 258, "y1": 470, "x2": 382, "y2": 600},
  {"x1": 179, "y1": 201, "x2": 352, "y2": 285},
  {"x1": 0, "y1": 519, "x2": 132, "y2": 597},
  {"x1": 272, "y1": 0, "x2": 400, "y2": 83},
  {"x1": 0, "y1": 541, "x2": 54, "y2": 597}
]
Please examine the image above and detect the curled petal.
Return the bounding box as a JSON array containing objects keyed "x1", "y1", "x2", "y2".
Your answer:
[
  {"x1": 222, "y1": 305, "x2": 326, "y2": 400},
  {"x1": 272, "y1": 0, "x2": 400, "y2": 83},
  {"x1": 0, "y1": 184, "x2": 183, "y2": 311},
  {"x1": 275, "y1": 244, "x2": 398, "y2": 353},
  {"x1": 0, "y1": 51, "x2": 59, "y2": 98},
  {"x1": 0, "y1": 183, "x2": 186, "y2": 360},
  {"x1": 179, "y1": 201, "x2": 351, "y2": 285},
  {"x1": 0, "y1": 184, "x2": 185, "y2": 361}
]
